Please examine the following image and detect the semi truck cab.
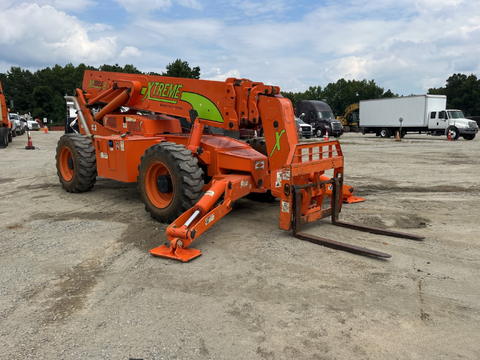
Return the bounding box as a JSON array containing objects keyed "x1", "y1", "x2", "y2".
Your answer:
[{"x1": 296, "y1": 100, "x2": 344, "y2": 138}]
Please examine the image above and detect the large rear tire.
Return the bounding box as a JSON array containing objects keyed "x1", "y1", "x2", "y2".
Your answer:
[
  {"x1": 55, "y1": 134, "x2": 97, "y2": 193},
  {"x1": 8, "y1": 129, "x2": 12, "y2": 142},
  {"x1": 138, "y1": 142, "x2": 204, "y2": 223},
  {"x1": 463, "y1": 134, "x2": 475, "y2": 141},
  {"x1": 0, "y1": 127, "x2": 8, "y2": 148},
  {"x1": 380, "y1": 128, "x2": 391, "y2": 138}
]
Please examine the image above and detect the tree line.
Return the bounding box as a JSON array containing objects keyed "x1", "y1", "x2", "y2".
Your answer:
[
  {"x1": 0, "y1": 59, "x2": 478, "y2": 125},
  {"x1": 0, "y1": 60, "x2": 200, "y2": 124}
]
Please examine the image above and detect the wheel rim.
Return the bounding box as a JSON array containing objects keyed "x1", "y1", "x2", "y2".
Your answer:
[
  {"x1": 59, "y1": 146, "x2": 74, "y2": 181},
  {"x1": 145, "y1": 161, "x2": 173, "y2": 209},
  {"x1": 316, "y1": 129, "x2": 322, "y2": 137}
]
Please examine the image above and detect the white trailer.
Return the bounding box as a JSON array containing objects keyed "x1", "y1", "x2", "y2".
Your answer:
[{"x1": 360, "y1": 95, "x2": 478, "y2": 140}]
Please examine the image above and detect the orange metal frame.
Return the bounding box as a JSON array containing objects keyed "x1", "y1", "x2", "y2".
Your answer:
[
  {"x1": 0, "y1": 81, "x2": 11, "y2": 128},
  {"x1": 71, "y1": 71, "x2": 364, "y2": 261}
]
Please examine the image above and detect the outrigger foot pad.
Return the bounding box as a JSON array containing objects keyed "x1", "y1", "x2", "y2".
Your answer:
[{"x1": 150, "y1": 244, "x2": 202, "y2": 262}]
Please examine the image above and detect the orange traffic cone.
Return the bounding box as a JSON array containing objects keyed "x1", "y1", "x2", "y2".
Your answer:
[
  {"x1": 25, "y1": 130, "x2": 35, "y2": 150},
  {"x1": 44, "y1": 126, "x2": 48, "y2": 134},
  {"x1": 447, "y1": 130, "x2": 451, "y2": 141},
  {"x1": 395, "y1": 130, "x2": 401, "y2": 141},
  {"x1": 325, "y1": 130, "x2": 329, "y2": 141}
]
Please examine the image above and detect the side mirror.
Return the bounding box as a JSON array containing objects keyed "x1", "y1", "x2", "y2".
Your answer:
[
  {"x1": 299, "y1": 113, "x2": 305, "y2": 120},
  {"x1": 9, "y1": 100, "x2": 14, "y2": 109}
]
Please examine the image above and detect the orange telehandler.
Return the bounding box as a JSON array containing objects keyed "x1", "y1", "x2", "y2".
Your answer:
[
  {"x1": 56, "y1": 71, "x2": 423, "y2": 261},
  {"x1": 0, "y1": 81, "x2": 13, "y2": 148}
]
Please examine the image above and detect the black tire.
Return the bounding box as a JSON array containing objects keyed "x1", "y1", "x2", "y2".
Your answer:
[
  {"x1": 380, "y1": 128, "x2": 391, "y2": 138},
  {"x1": 463, "y1": 134, "x2": 475, "y2": 141},
  {"x1": 138, "y1": 142, "x2": 204, "y2": 223},
  {"x1": 447, "y1": 127, "x2": 459, "y2": 140},
  {"x1": 315, "y1": 128, "x2": 324, "y2": 138},
  {"x1": 0, "y1": 127, "x2": 8, "y2": 148},
  {"x1": 55, "y1": 134, "x2": 97, "y2": 193},
  {"x1": 8, "y1": 129, "x2": 12, "y2": 142},
  {"x1": 12, "y1": 130, "x2": 17, "y2": 137}
]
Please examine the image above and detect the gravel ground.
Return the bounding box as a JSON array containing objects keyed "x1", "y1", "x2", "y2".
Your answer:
[{"x1": 1, "y1": 130, "x2": 479, "y2": 359}]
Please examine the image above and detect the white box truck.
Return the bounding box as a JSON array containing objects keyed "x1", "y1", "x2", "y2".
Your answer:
[{"x1": 360, "y1": 95, "x2": 478, "y2": 140}]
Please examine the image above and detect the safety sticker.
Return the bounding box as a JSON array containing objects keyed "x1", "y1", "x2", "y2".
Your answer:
[
  {"x1": 116, "y1": 142, "x2": 119, "y2": 150},
  {"x1": 328, "y1": 185, "x2": 332, "y2": 191},
  {"x1": 120, "y1": 141, "x2": 124, "y2": 151},
  {"x1": 100, "y1": 152, "x2": 108, "y2": 159},
  {"x1": 281, "y1": 201, "x2": 290, "y2": 213},
  {"x1": 126, "y1": 116, "x2": 136, "y2": 122},
  {"x1": 255, "y1": 161, "x2": 265, "y2": 170},
  {"x1": 91, "y1": 124, "x2": 97, "y2": 131},
  {"x1": 275, "y1": 170, "x2": 282, "y2": 188},
  {"x1": 241, "y1": 180, "x2": 249, "y2": 188},
  {"x1": 282, "y1": 170, "x2": 290, "y2": 181},
  {"x1": 123, "y1": 123, "x2": 128, "y2": 128},
  {"x1": 205, "y1": 214, "x2": 215, "y2": 225},
  {"x1": 205, "y1": 190, "x2": 215, "y2": 197}
]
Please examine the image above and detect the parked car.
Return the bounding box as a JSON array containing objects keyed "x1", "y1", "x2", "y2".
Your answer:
[
  {"x1": 295, "y1": 117, "x2": 313, "y2": 139},
  {"x1": 9, "y1": 113, "x2": 25, "y2": 135},
  {"x1": 7, "y1": 113, "x2": 18, "y2": 137}
]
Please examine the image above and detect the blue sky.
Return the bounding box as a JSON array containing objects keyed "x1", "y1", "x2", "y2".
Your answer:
[{"x1": 1, "y1": 0, "x2": 479, "y2": 96}]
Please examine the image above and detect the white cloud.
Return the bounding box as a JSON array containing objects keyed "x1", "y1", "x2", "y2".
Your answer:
[
  {"x1": 230, "y1": 0, "x2": 289, "y2": 17},
  {"x1": 0, "y1": 0, "x2": 96, "y2": 12},
  {"x1": 202, "y1": 68, "x2": 241, "y2": 81},
  {"x1": 113, "y1": 0, "x2": 202, "y2": 13},
  {"x1": 119, "y1": 46, "x2": 142, "y2": 58},
  {"x1": 1, "y1": 0, "x2": 479, "y2": 96},
  {"x1": 0, "y1": 3, "x2": 117, "y2": 66}
]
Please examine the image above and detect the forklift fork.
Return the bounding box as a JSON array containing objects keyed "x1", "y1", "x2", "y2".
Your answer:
[{"x1": 292, "y1": 178, "x2": 424, "y2": 258}]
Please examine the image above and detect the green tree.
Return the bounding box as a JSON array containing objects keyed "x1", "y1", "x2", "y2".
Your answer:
[
  {"x1": 428, "y1": 73, "x2": 480, "y2": 115},
  {"x1": 162, "y1": 59, "x2": 201, "y2": 79}
]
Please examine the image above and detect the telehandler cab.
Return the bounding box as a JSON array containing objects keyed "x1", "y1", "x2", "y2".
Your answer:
[{"x1": 56, "y1": 71, "x2": 423, "y2": 261}]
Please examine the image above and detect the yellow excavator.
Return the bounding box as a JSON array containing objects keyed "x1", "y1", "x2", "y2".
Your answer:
[{"x1": 336, "y1": 103, "x2": 359, "y2": 132}]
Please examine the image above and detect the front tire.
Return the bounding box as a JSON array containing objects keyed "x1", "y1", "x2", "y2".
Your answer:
[
  {"x1": 138, "y1": 142, "x2": 204, "y2": 223},
  {"x1": 463, "y1": 134, "x2": 475, "y2": 140},
  {"x1": 55, "y1": 134, "x2": 97, "y2": 193},
  {"x1": 447, "y1": 127, "x2": 459, "y2": 140},
  {"x1": 315, "y1": 128, "x2": 324, "y2": 138}
]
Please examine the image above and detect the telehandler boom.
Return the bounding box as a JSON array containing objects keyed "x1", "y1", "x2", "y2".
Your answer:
[{"x1": 56, "y1": 71, "x2": 423, "y2": 261}]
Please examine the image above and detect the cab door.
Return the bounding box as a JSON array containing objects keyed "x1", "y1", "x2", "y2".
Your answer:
[{"x1": 428, "y1": 111, "x2": 447, "y2": 130}]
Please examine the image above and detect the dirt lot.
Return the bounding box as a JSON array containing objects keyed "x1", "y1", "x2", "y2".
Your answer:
[{"x1": 1, "y1": 131, "x2": 479, "y2": 359}]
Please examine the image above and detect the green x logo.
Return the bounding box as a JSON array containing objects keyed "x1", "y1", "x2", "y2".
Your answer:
[{"x1": 270, "y1": 129, "x2": 286, "y2": 157}]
